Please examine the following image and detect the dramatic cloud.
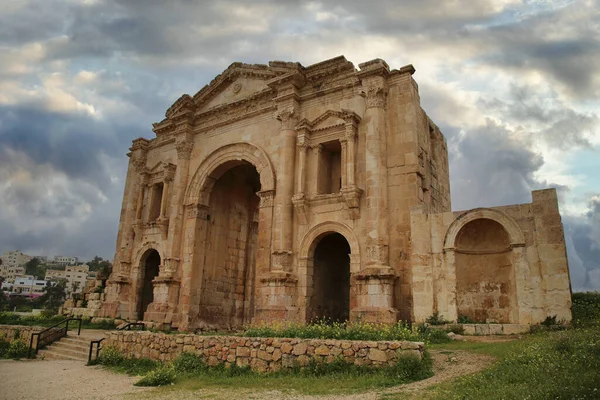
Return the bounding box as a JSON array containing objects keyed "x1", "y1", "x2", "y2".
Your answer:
[{"x1": 0, "y1": 0, "x2": 598, "y2": 292}]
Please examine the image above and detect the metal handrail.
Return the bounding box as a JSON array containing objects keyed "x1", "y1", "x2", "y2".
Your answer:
[
  {"x1": 28, "y1": 317, "x2": 82, "y2": 358},
  {"x1": 88, "y1": 338, "x2": 105, "y2": 363},
  {"x1": 118, "y1": 322, "x2": 145, "y2": 331},
  {"x1": 87, "y1": 321, "x2": 145, "y2": 363}
]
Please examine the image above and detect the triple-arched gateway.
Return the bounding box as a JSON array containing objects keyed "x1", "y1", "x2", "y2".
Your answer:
[{"x1": 100, "y1": 56, "x2": 572, "y2": 330}]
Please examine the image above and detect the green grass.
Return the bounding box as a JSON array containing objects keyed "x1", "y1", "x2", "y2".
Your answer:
[
  {"x1": 243, "y1": 319, "x2": 451, "y2": 344},
  {"x1": 92, "y1": 347, "x2": 433, "y2": 393},
  {"x1": 0, "y1": 312, "x2": 116, "y2": 330},
  {"x1": 423, "y1": 327, "x2": 600, "y2": 399}
]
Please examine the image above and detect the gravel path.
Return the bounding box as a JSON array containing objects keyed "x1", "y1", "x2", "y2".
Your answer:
[{"x1": 0, "y1": 359, "x2": 149, "y2": 400}]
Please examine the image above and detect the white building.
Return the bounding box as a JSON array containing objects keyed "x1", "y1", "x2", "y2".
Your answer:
[
  {"x1": 2, "y1": 276, "x2": 48, "y2": 297},
  {"x1": 53, "y1": 255, "x2": 80, "y2": 266},
  {"x1": 0, "y1": 250, "x2": 32, "y2": 267}
]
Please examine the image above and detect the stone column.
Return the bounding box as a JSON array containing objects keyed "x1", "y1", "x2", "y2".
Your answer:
[
  {"x1": 340, "y1": 111, "x2": 362, "y2": 219},
  {"x1": 271, "y1": 109, "x2": 298, "y2": 271},
  {"x1": 292, "y1": 132, "x2": 310, "y2": 225},
  {"x1": 351, "y1": 60, "x2": 397, "y2": 323},
  {"x1": 101, "y1": 138, "x2": 149, "y2": 319}
]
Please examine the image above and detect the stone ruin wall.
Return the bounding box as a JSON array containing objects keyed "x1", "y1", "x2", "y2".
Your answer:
[
  {"x1": 104, "y1": 330, "x2": 424, "y2": 373},
  {"x1": 410, "y1": 188, "x2": 572, "y2": 325}
]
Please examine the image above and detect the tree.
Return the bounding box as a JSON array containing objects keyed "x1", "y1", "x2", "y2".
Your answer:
[
  {"x1": 39, "y1": 279, "x2": 67, "y2": 311},
  {"x1": 87, "y1": 256, "x2": 112, "y2": 280},
  {"x1": 24, "y1": 257, "x2": 41, "y2": 276},
  {"x1": 71, "y1": 281, "x2": 80, "y2": 294}
]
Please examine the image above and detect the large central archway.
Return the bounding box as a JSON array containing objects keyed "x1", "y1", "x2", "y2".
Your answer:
[{"x1": 199, "y1": 163, "x2": 260, "y2": 326}]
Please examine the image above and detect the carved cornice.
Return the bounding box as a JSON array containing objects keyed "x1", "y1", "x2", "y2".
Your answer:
[
  {"x1": 184, "y1": 204, "x2": 209, "y2": 220},
  {"x1": 257, "y1": 190, "x2": 275, "y2": 208},
  {"x1": 130, "y1": 138, "x2": 150, "y2": 152},
  {"x1": 131, "y1": 155, "x2": 147, "y2": 175}
]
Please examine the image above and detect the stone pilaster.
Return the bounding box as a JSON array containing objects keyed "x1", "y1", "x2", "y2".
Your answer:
[{"x1": 351, "y1": 59, "x2": 397, "y2": 322}]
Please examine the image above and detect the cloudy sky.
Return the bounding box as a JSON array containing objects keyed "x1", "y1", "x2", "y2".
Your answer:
[{"x1": 0, "y1": 0, "x2": 598, "y2": 290}]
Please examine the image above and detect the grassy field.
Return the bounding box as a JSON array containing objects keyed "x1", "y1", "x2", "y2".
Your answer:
[{"x1": 97, "y1": 292, "x2": 600, "y2": 399}]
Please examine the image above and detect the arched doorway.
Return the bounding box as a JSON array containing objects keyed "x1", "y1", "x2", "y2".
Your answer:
[
  {"x1": 140, "y1": 249, "x2": 160, "y2": 319},
  {"x1": 199, "y1": 162, "x2": 260, "y2": 327},
  {"x1": 455, "y1": 218, "x2": 516, "y2": 323},
  {"x1": 309, "y1": 232, "x2": 351, "y2": 322}
]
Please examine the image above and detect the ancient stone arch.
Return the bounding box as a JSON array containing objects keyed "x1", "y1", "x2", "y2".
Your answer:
[
  {"x1": 444, "y1": 208, "x2": 525, "y2": 250},
  {"x1": 134, "y1": 242, "x2": 163, "y2": 267},
  {"x1": 184, "y1": 142, "x2": 276, "y2": 206},
  {"x1": 299, "y1": 221, "x2": 361, "y2": 271},
  {"x1": 443, "y1": 208, "x2": 524, "y2": 324}
]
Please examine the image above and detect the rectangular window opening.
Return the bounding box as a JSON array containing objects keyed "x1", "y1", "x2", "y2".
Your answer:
[
  {"x1": 317, "y1": 140, "x2": 342, "y2": 195},
  {"x1": 149, "y1": 182, "x2": 164, "y2": 221}
]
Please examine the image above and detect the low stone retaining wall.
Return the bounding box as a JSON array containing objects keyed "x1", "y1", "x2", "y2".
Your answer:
[
  {"x1": 431, "y1": 323, "x2": 528, "y2": 335},
  {"x1": 462, "y1": 324, "x2": 528, "y2": 335},
  {"x1": 0, "y1": 325, "x2": 43, "y2": 344},
  {"x1": 105, "y1": 331, "x2": 425, "y2": 372}
]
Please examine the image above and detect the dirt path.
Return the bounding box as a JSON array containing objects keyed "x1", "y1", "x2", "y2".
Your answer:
[{"x1": 0, "y1": 359, "x2": 149, "y2": 400}]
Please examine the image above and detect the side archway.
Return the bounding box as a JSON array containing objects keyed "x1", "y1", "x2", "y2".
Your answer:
[
  {"x1": 444, "y1": 208, "x2": 525, "y2": 250},
  {"x1": 298, "y1": 221, "x2": 361, "y2": 322},
  {"x1": 443, "y1": 209, "x2": 523, "y2": 324},
  {"x1": 184, "y1": 142, "x2": 276, "y2": 206}
]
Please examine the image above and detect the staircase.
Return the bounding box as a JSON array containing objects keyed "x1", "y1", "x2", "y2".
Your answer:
[{"x1": 37, "y1": 334, "x2": 95, "y2": 361}]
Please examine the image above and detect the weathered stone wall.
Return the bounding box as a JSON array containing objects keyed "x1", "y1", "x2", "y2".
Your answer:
[
  {"x1": 104, "y1": 331, "x2": 424, "y2": 372},
  {"x1": 0, "y1": 325, "x2": 43, "y2": 344},
  {"x1": 410, "y1": 188, "x2": 572, "y2": 325}
]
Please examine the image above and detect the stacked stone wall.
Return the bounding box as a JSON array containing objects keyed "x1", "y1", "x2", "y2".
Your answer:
[
  {"x1": 105, "y1": 331, "x2": 424, "y2": 372},
  {"x1": 0, "y1": 325, "x2": 43, "y2": 344}
]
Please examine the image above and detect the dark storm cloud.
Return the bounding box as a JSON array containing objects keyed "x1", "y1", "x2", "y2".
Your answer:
[
  {"x1": 445, "y1": 119, "x2": 547, "y2": 210},
  {"x1": 0, "y1": 105, "x2": 130, "y2": 188},
  {"x1": 564, "y1": 194, "x2": 600, "y2": 291}
]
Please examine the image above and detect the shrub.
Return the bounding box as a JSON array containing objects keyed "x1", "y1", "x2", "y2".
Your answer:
[
  {"x1": 445, "y1": 324, "x2": 465, "y2": 335},
  {"x1": 244, "y1": 320, "x2": 424, "y2": 342},
  {"x1": 7, "y1": 339, "x2": 29, "y2": 359},
  {"x1": 173, "y1": 352, "x2": 207, "y2": 374},
  {"x1": 0, "y1": 340, "x2": 10, "y2": 358},
  {"x1": 386, "y1": 351, "x2": 433, "y2": 381},
  {"x1": 425, "y1": 312, "x2": 450, "y2": 326},
  {"x1": 97, "y1": 346, "x2": 124, "y2": 366},
  {"x1": 40, "y1": 309, "x2": 57, "y2": 319},
  {"x1": 135, "y1": 366, "x2": 176, "y2": 386},
  {"x1": 572, "y1": 292, "x2": 600, "y2": 327},
  {"x1": 457, "y1": 314, "x2": 474, "y2": 324}
]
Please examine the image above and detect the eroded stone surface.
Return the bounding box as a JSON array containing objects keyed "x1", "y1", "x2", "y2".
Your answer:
[{"x1": 91, "y1": 56, "x2": 571, "y2": 330}]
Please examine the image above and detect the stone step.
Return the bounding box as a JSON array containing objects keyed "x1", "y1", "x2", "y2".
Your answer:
[
  {"x1": 61, "y1": 336, "x2": 94, "y2": 347},
  {"x1": 37, "y1": 348, "x2": 88, "y2": 361},
  {"x1": 40, "y1": 343, "x2": 89, "y2": 359},
  {"x1": 52, "y1": 341, "x2": 89, "y2": 352}
]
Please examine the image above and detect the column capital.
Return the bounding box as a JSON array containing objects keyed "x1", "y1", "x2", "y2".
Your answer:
[
  {"x1": 276, "y1": 109, "x2": 299, "y2": 130},
  {"x1": 361, "y1": 85, "x2": 388, "y2": 109}
]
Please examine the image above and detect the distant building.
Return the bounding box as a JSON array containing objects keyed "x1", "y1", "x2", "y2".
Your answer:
[
  {"x1": 53, "y1": 255, "x2": 80, "y2": 266},
  {"x1": 46, "y1": 265, "x2": 89, "y2": 294},
  {"x1": 0, "y1": 250, "x2": 32, "y2": 267},
  {"x1": 0, "y1": 266, "x2": 26, "y2": 283},
  {"x1": 4, "y1": 276, "x2": 48, "y2": 297}
]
